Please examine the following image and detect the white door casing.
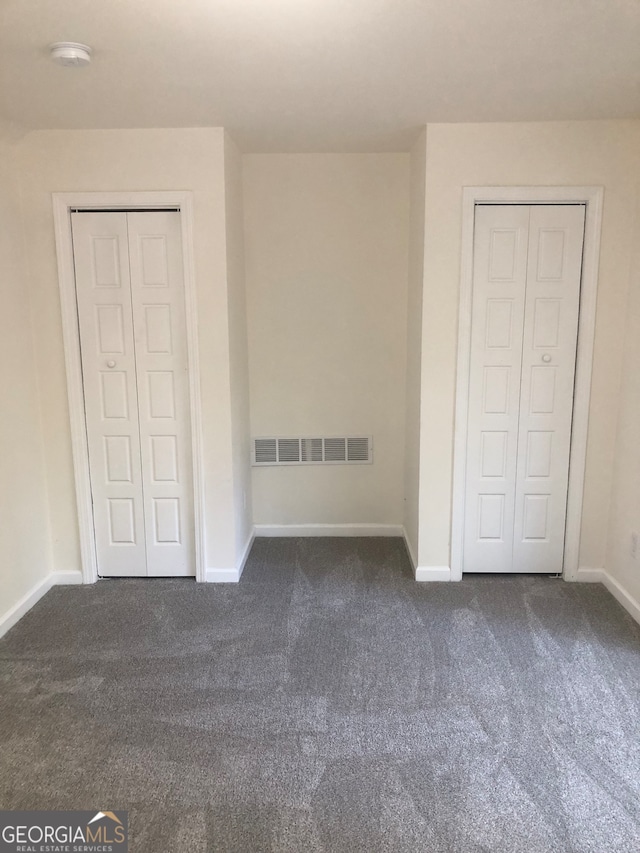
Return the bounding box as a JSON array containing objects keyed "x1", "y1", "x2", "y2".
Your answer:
[
  {"x1": 453, "y1": 187, "x2": 602, "y2": 581},
  {"x1": 71, "y1": 208, "x2": 195, "y2": 578}
]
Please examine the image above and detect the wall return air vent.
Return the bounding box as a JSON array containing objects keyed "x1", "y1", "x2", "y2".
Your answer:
[{"x1": 252, "y1": 436, "x2": 373, "y2": 466}]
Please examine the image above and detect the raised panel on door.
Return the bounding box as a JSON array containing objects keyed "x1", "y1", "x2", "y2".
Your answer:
[
  {"x1": 127, "y1": 211, "x2": 195, "y2": 577},
  {"x1": 71, "y1": 212, "x2": 147, "y2": 577},
  {"x1": 463, "y1": 205, "x2": 530, "y2": 572},
  {"x1": 512, "y1": 205, "x2": 585, "y2": 572}
]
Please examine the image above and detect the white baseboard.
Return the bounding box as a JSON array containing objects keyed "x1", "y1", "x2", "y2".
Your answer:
[
  {"x1": 205, "y1": 567, "x2": 241, "y2": 583},
  {"x1": 253, "y1": 523, "x2": 404, "y2": 538},
  {"x1": 602, "y1": 572, "x2": 640, "y2": 626},
  {"x1": 574, "y1": 567, "x2": 604, "y2": 583},
  {"x1": 204, "y1": 530, "x2": 256, "y2": 584},
  {"x1": 51, "y1": 570, "x2": 84, "y2": 585},
  {"x1": 401, "y1": 527, "x2": 418, "y2": 572},
  {"x1": 0, "y1": 575, "x2": 53, "y2": 640},
  {"x1": 415, "y1": 566, "x2": 452, "y2": 582},
  {"x1": 0, "y1": 570, "x2": 84, "y2": 640},
  {"x1": 236, "y1": 529, "x2": 255, "y2": 580},
  {"x1": 575, "y1": 566, "x2": 640, "y2": 626}
]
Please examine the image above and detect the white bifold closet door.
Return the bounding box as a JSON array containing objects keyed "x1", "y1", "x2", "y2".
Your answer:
[
  {"x1": 464, "y1": 204, "x2": 585, "y2": 573},
  {"x1": 72, "y1": 211, "x2": 194, "y2": 577}
]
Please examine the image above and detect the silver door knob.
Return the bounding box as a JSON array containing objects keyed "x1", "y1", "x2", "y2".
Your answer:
[
  {"x1": 106, "y1": 360, "x2": 116, "y2": 368},
  {"x1": 541, "y1": 354, "x2": 552, "y2": 363}
]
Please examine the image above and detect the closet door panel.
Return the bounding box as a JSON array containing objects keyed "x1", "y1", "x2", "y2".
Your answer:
[
  {"x1": 128, "y1": 211, "x2": 194, "y2": 577},
  {"x1": 72, "y1": 212, "x2": 147, "y2": 577},
  {"x1": 463, "y1": 205, "x2": 530, "y2": 572},
  {"x1": 513, "y1": 205, "x2": 585, "y2": 572}
]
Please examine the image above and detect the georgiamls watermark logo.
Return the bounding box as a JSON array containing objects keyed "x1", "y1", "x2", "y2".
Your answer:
[{"x1": 0, "y1": 810, "x2": 127, "y2": 852}]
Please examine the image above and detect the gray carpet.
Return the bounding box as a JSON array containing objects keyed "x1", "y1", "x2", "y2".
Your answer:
[{"x1": 1, "y1": 537, "x2": 639, "y2": 852}]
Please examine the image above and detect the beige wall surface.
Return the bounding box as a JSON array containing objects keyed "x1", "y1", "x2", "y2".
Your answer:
[
  {"x1": 243, "y1": 154, "x2": 410, "y2": 527},
  {"x1": 17, "y1": 128, "x2": 240, "y2": 573},
  {"x1": 0, "y1": 138, "x2": 53, "y2": 621},
  {"x1": 3, "y1": 118, "x2": 639, "y2": 611},
  {"x1": 606, "y1": 193, "x2": 640, "y2": 602},
  {"x1": 419, "y1": 120, "x2": 640, "y2": 570},
  {"x1": 403, "y1": 131, "x2": 427, "y2": 564},
  {"x1": 224, "y1": 131, "x2": 253, "y2": 560}
]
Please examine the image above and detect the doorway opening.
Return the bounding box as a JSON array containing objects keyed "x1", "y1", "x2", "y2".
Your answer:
[
  {"x1": 451, "y1": 187, "x2": 603, "y2": 582},
  {"x1": 53, "y1": 192, "x2": 205, "y2": 583}
]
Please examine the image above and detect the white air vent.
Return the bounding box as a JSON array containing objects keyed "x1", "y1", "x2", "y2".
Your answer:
[
  {"x1": 254, "y1": 438, "x2": 277, "y2": 464},
  {"x1": 347, "y1": 437, "x2": 370, "y2": 461},
  {"x1": 301, "y1": 438, "x2": 323, "y2": 462},
  {"x1": 324, "y1": 437, "x2": 346, "y2": 462},
  {"x1": 277, "y1": 438, "x2": 301, "y2": 463},
  {"x1": 252, "y1": 436, "x2": 373, "y2": 466}
]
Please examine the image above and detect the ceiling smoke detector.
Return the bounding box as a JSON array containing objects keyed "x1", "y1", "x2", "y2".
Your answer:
[{"x1": 49, "y1": 42, "x2": 92, "y2": 67}]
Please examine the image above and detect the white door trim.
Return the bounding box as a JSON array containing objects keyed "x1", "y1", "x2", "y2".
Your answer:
[
  {"x1": 52, "y1": 191, "x2": 206, "y2": 583},
  {"x1": 451, "y1": 186, "x2": 604, "y2": 582}
]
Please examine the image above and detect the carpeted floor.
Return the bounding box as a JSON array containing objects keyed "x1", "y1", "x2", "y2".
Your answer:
[{"x1": 1, "y1": 537, "x2": 639, "y2": 852}]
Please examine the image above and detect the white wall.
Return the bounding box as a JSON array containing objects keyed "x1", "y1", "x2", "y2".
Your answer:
[
  {"x1": 418, "y1": 120, "x2": 640, "y2": 572},
  {"x1": 0, "y1": 137, "x2": 53, "y2": 624},
  {"x1": 17, "y1": 128, "x2": 243, "y2": 574},
  {"x1": 605, "y1": 191, "x2": 640, "y2": 605},
  {"x1": 224, "y1": 131, "x2": 253, "y2": 562},
  {"x1": 243, "y1": 154, "x2": 410, "y2": 528},
  {"x1": 3, "y1": 118, "x2": 639, "y2": 613},
  {"x1": 403, "y1": 131, "x2": 427, "y2": 566}
]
